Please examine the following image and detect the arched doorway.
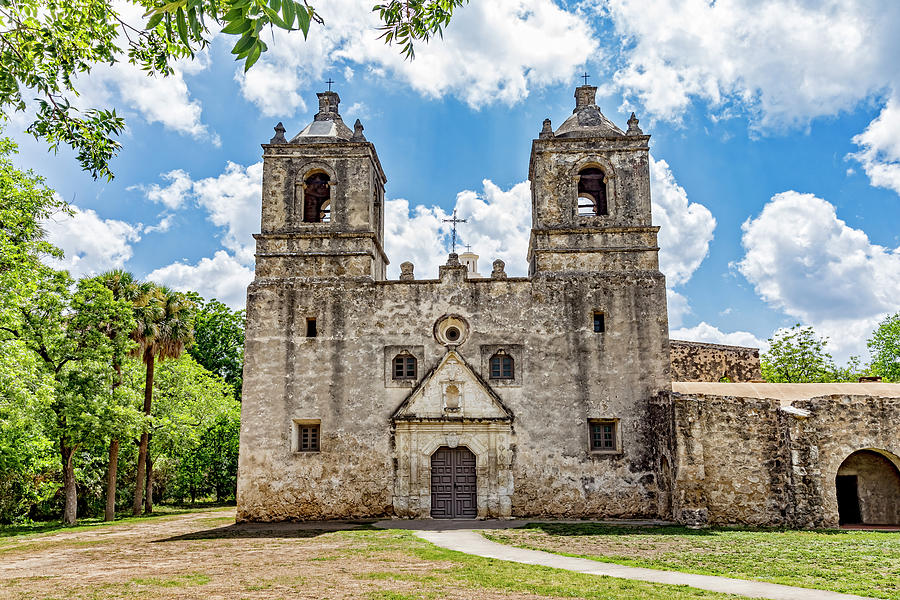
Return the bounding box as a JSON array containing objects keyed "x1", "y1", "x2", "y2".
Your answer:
[
  {"x1": 836, "y1": 450, "x2": 900, "y2": 525},
  {"x1": 430, "y1": 446, "x2": 477, "y2": 518}
]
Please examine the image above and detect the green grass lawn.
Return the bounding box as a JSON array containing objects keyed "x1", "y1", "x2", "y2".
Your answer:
[{"x1": 485, "y1": 523, "x2": 900, "y2": 599}]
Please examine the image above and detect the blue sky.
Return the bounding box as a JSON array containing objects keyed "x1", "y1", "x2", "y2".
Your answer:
[{"x1": 11, "y1": 0, "x2": 900, "y2": 362}]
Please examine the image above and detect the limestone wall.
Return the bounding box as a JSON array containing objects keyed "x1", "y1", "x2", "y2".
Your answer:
[
  {"x1": 669, "y1": 340, "x2": 761, "y2": 382},
  {"x1": 672, "y1": 391, "x2": 900, "y2": 527},
  {"x1": 237, "y1": 264, "x2": 671, "y2": 521}
]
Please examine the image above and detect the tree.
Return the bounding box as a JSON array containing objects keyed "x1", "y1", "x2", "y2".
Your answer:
[
  {"x1": 761, "y1": 324, "x2": 837, "y2": 383},
  {"x1": 869, "y1": 312, "x2": 900, "y2": 382},
  {"x1": 761, "y1": 324, "x2": 865, "y2": 383},
  {"x1": 140, "y1": 354, "x2": 238, "y2": 503},
  {"x1": 187, "y1": 294, "x2": 244, "y2": 400},
  {"x1": 2, "y1": 272, "x2": 135, "y2": 524},
  {"x1": 95, "y1": 270, "x2": 151, "y2": 521},
  {"x1": 0, "y1": 0, "x2": 468, "y2": 180},
  {"x1": 131, "y1": 285, "x2": 195, "y2": 515}
]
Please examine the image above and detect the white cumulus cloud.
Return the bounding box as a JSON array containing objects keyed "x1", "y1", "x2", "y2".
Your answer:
[
  {"x1": 146, "y1": 251, "x2": 254, "y2": 309},
  {"x1": 43, "y1": 204, "x2": 142, "y2": 278},
  {"x1": 72, "y1": 2, "x2": 217, "y2": 143},
  {"x1": 737, "y1": 191, "x2": 900, "y2": 358},
  {"x1": 602, "y1": 0, "x2": 900, "y2": 128},
  {"x1": 849, "y1": 96, "x2": 900, "y2": 196},
  {"x1": 139, "y1": 162, "x2": 263, "y2": 265},
  {"x1": 651, "y1": 157, "x2": 716, "y2": 287},
  {"x1": 670, "y1": 322, "x2": 767, "y2": 352},
  {"x1": 237, "y1": 0, "x2": 598, "y2": 116}
]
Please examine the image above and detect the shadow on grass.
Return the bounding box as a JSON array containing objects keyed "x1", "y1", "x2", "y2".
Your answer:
[
  {"x1": 155, "y1": 520, "x2": 367, "y2": 542},
  {"x1": 518, "y1": 523, "x2": 859, "y2": 537},
  {"x1": 0, "y1": 506, "x2": 228, "y2": 539}
]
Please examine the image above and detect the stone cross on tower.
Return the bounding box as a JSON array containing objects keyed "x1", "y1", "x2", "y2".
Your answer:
[{"x1": 443, "y1": 209, "x2": 467, "y2": 254}]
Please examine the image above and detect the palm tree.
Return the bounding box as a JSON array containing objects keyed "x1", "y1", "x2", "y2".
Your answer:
[
  {"x1": 131, "y1": 285, "x2": 195, "y2": 515},
  {"x1": 96, "y1": 270, "x2": 154, "y2": 521}
]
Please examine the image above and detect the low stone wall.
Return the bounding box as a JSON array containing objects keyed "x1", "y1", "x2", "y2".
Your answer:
[
  {"x1": 672, "y1": 390, "x2": 900, "y2": 527},
  {"x1": 670, "y1": 340, "x2": 761, "y2": 382}
]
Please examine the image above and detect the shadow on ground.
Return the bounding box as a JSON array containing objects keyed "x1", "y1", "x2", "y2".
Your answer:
[{"x1": 156, "y1": 520, "x2": 365, "y2": 542}]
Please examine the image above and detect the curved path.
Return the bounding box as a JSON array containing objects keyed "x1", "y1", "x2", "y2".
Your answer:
[{"x1": 412, "y1": 528, "x2": 875, "y2": 600}]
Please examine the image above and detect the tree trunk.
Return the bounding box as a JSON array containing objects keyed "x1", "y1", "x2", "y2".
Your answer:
[
  {"x1": 104, "y1": 438, "x2": 119, "y2": 521},
  {"x1": 61, "y1": 442, "x2": 77, "y2": 525},
  {"x1": 133, "y1": 351, "x2": 155, "y2": 516},
  {"x1": 144, "y1": 448, "x2": 153, "y2": 514}
]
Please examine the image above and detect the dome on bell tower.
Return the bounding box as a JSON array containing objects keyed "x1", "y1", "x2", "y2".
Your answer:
[
  {"x1": 553, "y1": 85, "x2": 625, "y2": 139},
  {"x1": 290, "y1": 90, "x2": 355, "y2": 143}
]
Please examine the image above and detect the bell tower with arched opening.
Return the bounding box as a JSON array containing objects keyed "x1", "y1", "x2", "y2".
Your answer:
[
  {"x1": 527, "y1": 85, "x2": 658, "y2": 276},
  {"x1": 255, "y1": 89, "x2": 388, "y2": 281}
]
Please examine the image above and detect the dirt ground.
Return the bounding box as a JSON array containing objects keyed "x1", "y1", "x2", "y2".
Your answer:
[{"x1": 0, "y1": 509, "x2": 575, "y2": 600}]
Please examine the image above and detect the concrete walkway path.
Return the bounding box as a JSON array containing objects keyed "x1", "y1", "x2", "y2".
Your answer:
[{"x1": 413, "y1": 529, "x2": 875, "y2": 600}]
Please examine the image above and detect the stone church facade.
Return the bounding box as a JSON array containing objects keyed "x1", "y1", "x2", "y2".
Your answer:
[{"x1": 237, "y1": 87, "x2": 900, "y2": 527}]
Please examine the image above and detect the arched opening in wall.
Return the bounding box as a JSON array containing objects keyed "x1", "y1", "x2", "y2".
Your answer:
[
  {"x1": 430, "y1": 446, "x2": 476, "y2": 518},
  {"x1": 577, "y1": 167, "x2": 608, "y2": 216},
  {"x1": 303, "y1": 172, "x2": 331, "y2": 223},
  {"x1": 836, "y1": 449, "x2": 900, "y2": 526}
]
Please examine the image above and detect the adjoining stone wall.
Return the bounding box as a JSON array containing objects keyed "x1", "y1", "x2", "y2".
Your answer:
[
  {"x1": 672, "y1": 391, "x2": 900, "y2": 527},
  {"x1": 669, "y1": 340, "x2": 761, "y2": 382}
]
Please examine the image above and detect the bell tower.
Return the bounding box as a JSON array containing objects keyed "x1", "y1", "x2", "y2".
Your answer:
[
  {"x1": 255, "y1": 90, "x2": 389, "y2": 281},
  {"x1": 527, "y1": 85, "x2": 658, "y2": 276}
]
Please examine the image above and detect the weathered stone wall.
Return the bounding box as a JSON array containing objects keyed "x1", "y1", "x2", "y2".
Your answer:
[
  {"x1": 672, "y1": 390, "x2": 900, "y2": 527},
  {"x1": 669, "y1": 340, "x2": 761, "y2": 382},
  {"x1": 237, "y1": 264, "x2": 671, "y2": 521}
]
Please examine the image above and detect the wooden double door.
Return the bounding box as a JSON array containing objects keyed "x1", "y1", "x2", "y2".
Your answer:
[{"x1": 430, "y1": 446, "x2": 477, "y2": 518}]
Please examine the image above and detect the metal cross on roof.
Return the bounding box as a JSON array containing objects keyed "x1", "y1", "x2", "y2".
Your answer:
[
  {"x1": 464, "y1": 243, "x2": 472, "y2": 253},
  {"x1": 581, "y1": 72, "x2": 590, "y2": 86},
  {"x1": 326, "y1": 78, "x2": 335, "y2": 91},
  {"x1": 443, "y1": 209, "x2": 467, "y2": 254}
]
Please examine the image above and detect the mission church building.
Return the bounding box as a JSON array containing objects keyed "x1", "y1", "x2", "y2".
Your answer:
[{"x1": 237, "y1": 86, "x2": 900, "y2": 527}]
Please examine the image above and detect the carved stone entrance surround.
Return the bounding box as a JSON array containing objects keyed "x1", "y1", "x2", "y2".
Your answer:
[{"x1": 391, "y1": 350, "x2": 514, "y2": 518}]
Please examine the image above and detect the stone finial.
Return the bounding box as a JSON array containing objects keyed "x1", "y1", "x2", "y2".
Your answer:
[
  {"x1": 399, "y1": 261, "x2": 414, "y2": 281},
  {"x1": 270, "y1": 122, "x2": 287, "y2": 143},
  {"x1": 315, "y1": 91, "x2": 341, "y2": 120},
  {"x1": 539, "y1": 118, "x2": 553, "y2": 139},
  {"x1": 574, "y1": 85, "x2": 598, "y2": 111},
  {"x1": 351, "y1": 118, "x2": 367, "y2": 141},
  {"x1": 626, "y1": 112, "x2": 643, "y2": 135},
  {"x1": 491, "y1": 259, "x2": 507, "y2": 279},
  {"x1": 446, "y1": 253, "x2": 461, "y2": 267}
]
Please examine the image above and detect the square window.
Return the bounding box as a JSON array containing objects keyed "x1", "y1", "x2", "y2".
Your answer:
[
  {"x1": 593, "y1": 312, "x2": 605, "y2": 333},
  {"x1": 298, "y1": 424, "x2": 320, "y2": 452},
  {"x1": 589, "y1": 419, "x2": 618, "y2": 452}
]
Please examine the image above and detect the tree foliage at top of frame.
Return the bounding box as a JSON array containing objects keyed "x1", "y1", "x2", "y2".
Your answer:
[{"x1": 0, "y1": 0, "x2": 469, "y2": 181}]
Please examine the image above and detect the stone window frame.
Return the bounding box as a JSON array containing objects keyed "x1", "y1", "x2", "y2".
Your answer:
[
  {"x1": 588, "y1": 418, "x2": 622, "y2": 455},
  {"x1": 294, "y1": 163, "x2": 338, "y2": 226},
  {"x1": 291, "y1": 419, "x2": 322, "y2": 453},
  {"x1": 479, "y1": 344, "x2": 523, "y2": 387},
  {"x1": 572, "y1": 157, "x2": 615, "y2": 222},
  {"x1": 384, "y1": 345, "x2": 425, "y2": 388}
]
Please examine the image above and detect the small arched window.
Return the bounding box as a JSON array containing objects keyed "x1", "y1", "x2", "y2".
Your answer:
[
  {"x1": 303, "y1": 172, "x2": 331, "y2": 223},
  {"x1": 392, "y1": 353, "x2": 417, "y2": 380},
  {"x1": 577, "y1": 167, "x2": 608, "y2": 216},
  {"x1": 489, "y1": 351, "x2": 514, "y2": 379}
]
